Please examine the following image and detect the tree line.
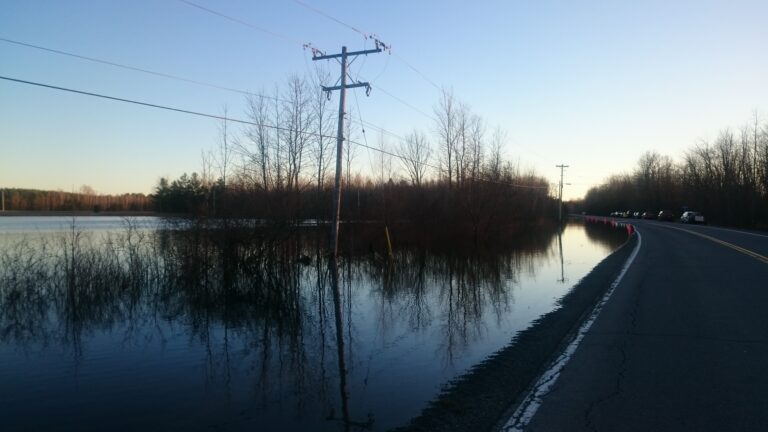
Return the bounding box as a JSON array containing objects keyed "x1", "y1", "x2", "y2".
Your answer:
[
  {"x1": 0, "y1": 187, "x2": 152, "y2": 213},
  {"x1": 154, "y1": 73, "x2": 555, "y2": 242},
  {"x1": 580, "y1": 113, "x2": 768, "y2": 228}
]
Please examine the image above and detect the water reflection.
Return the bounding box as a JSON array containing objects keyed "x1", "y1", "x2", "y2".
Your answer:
[{"x1": 0, "y1": 219, "x2": 626, "y2": 431}]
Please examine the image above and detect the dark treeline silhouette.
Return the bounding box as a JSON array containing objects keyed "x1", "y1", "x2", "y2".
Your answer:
[
  {"x1": 153, "y1": 75, "x2": 555, "y2": 243},
  {"x1": 154, "y1": 173, "x2": 553, "y2": 245},
  {"x1": 581, "y1": 114, "x2": 768, "y2": 228},
  {"x1": 1, "y1": 187, "x2": 152, "y2": 212}
]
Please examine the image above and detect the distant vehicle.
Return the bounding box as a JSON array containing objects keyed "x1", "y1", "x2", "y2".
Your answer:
[
  {"x1": 658, "y1": 210, "x2": 676, "y2": 221},
  {"x1": 622, "y1": 210, "x2": 632, "y2": 218},
  {"x1": 633, "y1": 211, "x2": 641, "y2": 218},
  {"x1": 680, "y1": 211, "x2": 705, "y2": 224},
  {"x1": 642, "y1": 211, "x2": 656, "y2": 219}
]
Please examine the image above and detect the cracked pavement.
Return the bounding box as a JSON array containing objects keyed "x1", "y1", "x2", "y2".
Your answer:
[{"x1": 521, "y1": 221, "x2": 768, "y2": 431}]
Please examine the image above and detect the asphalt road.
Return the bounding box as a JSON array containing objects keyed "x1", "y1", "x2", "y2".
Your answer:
[{"x1": 503, "y1": 220, "x2": 768, "y2": 431}]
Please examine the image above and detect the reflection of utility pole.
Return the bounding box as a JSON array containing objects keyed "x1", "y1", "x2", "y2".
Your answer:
[
  {"x1": 557, "y1": 229, "x2": 565, "y2": 283},
  {"x1": 556, "y1": 164, "x2": 569, "y2": 222},
  {"x1": 312, "y1": 44, "x2": 383, "y2": 258},
  {"x1": 328, "y1": 258, "x2": 351, "y2": 431}
]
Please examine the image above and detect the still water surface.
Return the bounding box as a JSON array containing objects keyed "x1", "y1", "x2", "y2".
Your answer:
[{"x1": 0, "y1": 216, "x2": 626, "y2": 431}]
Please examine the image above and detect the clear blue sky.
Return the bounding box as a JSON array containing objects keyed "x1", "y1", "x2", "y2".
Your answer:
[{"x1": 2, "y1": 0, "x2": 767, "y2": 199}]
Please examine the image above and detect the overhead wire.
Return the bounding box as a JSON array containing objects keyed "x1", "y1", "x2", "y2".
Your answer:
[
  {"x1": 0, "y1": 35, "x2": 420, "y2": 151},
  {"x1": 291, "y1": 0, "x2": 367, "y2": 39},
  {"x1": 288, "y1": 0, "x2": 442, "y2": 123},
  {"x1": 5, "y1": 0, "x2": 553, "y2": 191},
  {"x1": 390, "y1": 52, "x2": 441, "y2": 91},
  {"x1": 0, "y1": 75, "x2": 330, "y2": 139},
  {"x1": 0, "y1": 36, "x2": 286, "y2": 102},
  {"x1": 177, "y1": 0, "x2": 304, "y2": 46},
  {"x1": 351, "y1": 78, "x2": 376, "y2": 172},
  {"x1": 290, "y1": 0, "x2": 442, "y2": 92},
  {"x1": 172, "y1": 0, "x2": 447, "y2": 160},
  {"x1": 175, "y1": 0, "x2": 443, "y2": 132},
  {"x1": 174, "y1": 0, "x2": 539, "y2": 183},
  {"x1": 368, "y1": 53, "x2": 391, "y2": 87},
  {"x1": 1, "y1": 74, "x2": 546, "y2": 190},
  {"x1": 0, "y1": 35, "x2": 393, "y2": 143},
  {"x1": 285, "y1": 1, "x2": 561, "y2": 188},
  {"x1": 373, "y1": 86, "x2": 439, "y2": 123}
]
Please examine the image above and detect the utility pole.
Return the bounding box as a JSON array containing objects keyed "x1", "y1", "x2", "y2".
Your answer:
[
  {"x1": 556, "y1": 164, "x2": 569, "y2": 222},
  {"x1": 312, "y1": 44, "x2": 383, "y2": 258}
]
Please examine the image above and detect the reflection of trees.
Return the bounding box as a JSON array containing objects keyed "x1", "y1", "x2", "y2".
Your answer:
[
  {"x1": 0, "y1": 222, "x2": 564, "y2": 429},
  {"x1": 352, "y1": 226, "x2": 560, "y2": 367},
  {"x1": 583, "y1": 219, "x2": 630, "y2": 250},
  {"x1": 0, "y1": 225, "x2": 349, "y2": 426}
]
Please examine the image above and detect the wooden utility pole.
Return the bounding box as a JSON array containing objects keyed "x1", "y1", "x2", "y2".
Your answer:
[
  {"x1": 556, "y1": 164, "x2": 569, "y2": 222},
  {"x1": 312, "y1": 44, "x2": 382, "y2": 258}
]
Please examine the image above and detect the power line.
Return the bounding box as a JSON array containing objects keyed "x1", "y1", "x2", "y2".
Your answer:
[
  {"x1": 390, "y1": 52, "x2": 441, "y2": 91},
  {"x1": 374, "y1": 85, "x2": 438, "y2": 123},
  {"x1": 285, "y1": 2, "x2": 552, "y2": 184},
  {"x1": 354, "y1": 119, "x2": 406, "y2": 142},
  {"x1": 290, "y1": 0, "x2": 442, "y2": 91},
  {"x1": 0, "y1": 37, "x2": 281, "y2": 101},
  {"x1": 0, "y1": 75, "x2": 330, "y2": 139},
  {"x1": 176, "y1": 0, "x2": 440, "y2": 127},
  {"x1": 288, "y1": 0, "x2": 443, "y2": 120},
  {"x1": 292, "y1": 0, "x2": 367, "y2": 38},
  {"x1": 1, "y1": 74, "x2": 547, "y2": 190},
  {"x1": 1, "y1": 36, "x2": 423, "y2": 146},
  {"x1": 348, "y1": 136, "x2": 548, "y2": 189},
  {"x1": 177, "y1": 0, "x2": 304, "y2": 46}
]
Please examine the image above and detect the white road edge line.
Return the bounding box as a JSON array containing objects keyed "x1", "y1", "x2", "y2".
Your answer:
[{"x1": 501, "y1": 229, "x2": 643, "y2": 431}]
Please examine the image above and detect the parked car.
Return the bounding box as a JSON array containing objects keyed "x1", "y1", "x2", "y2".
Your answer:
[
  {"x1": 680, "y1": 211, "x2": 705, "y2": 224},
  {"x1": 642, "y1": 211, "x2": 656, "y2": 219},
  {"x1": 658, "y1": 210, "x2": 676, "y2": 221}
]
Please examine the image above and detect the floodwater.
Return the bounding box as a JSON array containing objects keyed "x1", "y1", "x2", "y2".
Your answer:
[{"x1": 0, "y1": 216, "x2": 627, "y2": 431}]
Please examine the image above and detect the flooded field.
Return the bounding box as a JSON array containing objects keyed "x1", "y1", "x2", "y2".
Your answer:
[{"x1": 0, "y1": 216, "x2": 627, "y2": 431}]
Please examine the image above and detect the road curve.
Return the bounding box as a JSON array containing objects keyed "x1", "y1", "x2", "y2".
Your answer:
[{"x1": 504, "y1": 220, "x2": 768, "y2": 431}]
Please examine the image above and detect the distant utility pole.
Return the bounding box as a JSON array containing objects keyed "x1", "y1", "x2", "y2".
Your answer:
[
  {"x1": 556, "y1": 164, "x2": 569, "y2": 222},
  {"x1": 312, "y1": 44, "x2": 383, "y2": 258}
]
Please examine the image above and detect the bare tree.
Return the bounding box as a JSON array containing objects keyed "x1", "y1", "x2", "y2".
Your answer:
[
  {"x1": 454, "y1": 102, "x2": 470, "y2": 186},
  {"x1": 311, "y1": 68, "x2": 335, "y2": 191},
  {"x1": 486, "y1": 127, "x2": 506, "y2": 181},
  {"x1": 398, "y1": 130, "x2": 431, "y2": 186},
  {"x1": 434, "y1": 88, "x2": 457, "y2": 187},
  {"x1": 282, "y1": 75, "x2": 312, "y2": 192},
  {"x1": 273, "y1": 85, "x2": 284, "y2": 190},
  {"x1": 373, "y1": 130, "x2": 394, "y2": 184},
  {"x1": 467, "y1": 114, "x2": 484, "y2": 182},
  {"x1": 244, "y1": 92, "x2": 274, "y2": 190},
  {"x1": 215, "y1": 106, "x2": 233, "y2": 188}
]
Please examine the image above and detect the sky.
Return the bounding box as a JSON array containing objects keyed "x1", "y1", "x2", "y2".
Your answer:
[{"x1": 1, "y1": 0, "x2": 767, "y2": 200}]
